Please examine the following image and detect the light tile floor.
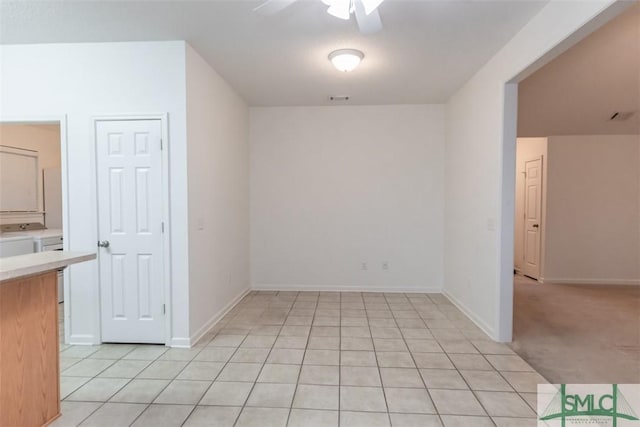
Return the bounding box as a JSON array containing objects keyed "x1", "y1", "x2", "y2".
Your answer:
[{"x1": 53, "y1": 291, "x2": 545, "y2": 426}]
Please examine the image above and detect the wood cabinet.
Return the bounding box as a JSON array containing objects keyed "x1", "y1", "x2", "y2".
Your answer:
[{"x1": 0, "y1": 271, "x2": 60, "y2": 427}]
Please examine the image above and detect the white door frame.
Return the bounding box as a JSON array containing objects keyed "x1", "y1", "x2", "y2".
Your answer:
[
  {"x1": 496, "y1": 2, "x2": 630, "y2": 342},
  {"x1": 92, "y1": 114, "x2": 172, "y2": 346},
  {"x1": 0, "y1": 114, "x2": 72, "y2": 340}
]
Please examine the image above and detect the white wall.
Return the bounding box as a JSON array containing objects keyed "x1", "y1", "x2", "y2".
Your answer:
[
  {"x1": 0, "y1": 42, "x2": 190, "y2": 345},
  {"x1": 185, "y1": 46, "x2": 250, "y2": 344},
  {"x1": 514, "y1": 137, "x2": 547, "y2": 273},
  {"x1": 250, "y1": 105, "x2": 444, "y2": 292},
  {"x1": 0, "y1": 124, "x2": 61, "y2": 225},
  {"x1": 544, "y1": 135, "x2": 639, "y2": 284},
  {"x1": 443, "y1": 0, "x2": 622, "y2": 340}
]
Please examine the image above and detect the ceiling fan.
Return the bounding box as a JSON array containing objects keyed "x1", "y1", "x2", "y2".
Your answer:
[{"x1": 254, "y1": 0, "x2": 385, "y2": 34}]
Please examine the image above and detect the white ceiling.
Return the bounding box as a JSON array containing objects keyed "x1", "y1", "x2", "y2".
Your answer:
[
  {"x1": 518, "y1": 3, "x2": 639, "y2": 136},
  {"x1": 0, "y1": 0, "x2": 547, "y2": 106}
]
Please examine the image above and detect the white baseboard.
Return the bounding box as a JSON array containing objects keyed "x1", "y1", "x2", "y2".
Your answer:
[
  {"x1": 68, "y1": 334, "x2": 99, "y2": 346},
  {"x1": 441, "y1": 290, "x2": 496, "y2": 341},
  {"x1": 169, "y1": 337, "x2": 191, "y2": 348},
  {"x1": 251, "y1": 283, "x2": 442, "y2": 293},
  {"x1": 186, "y1": 287, "x2": 251, "y2": 348},
  {"x1": 543, "y1": 277, "x2": 639, "y2": 286}
]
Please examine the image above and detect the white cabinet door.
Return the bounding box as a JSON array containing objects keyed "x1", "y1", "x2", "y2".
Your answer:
[
  {"x1": 96, "y1": 119, "x2": 165, "y2": 343},
  {"x1": 0, "y1": 145, "x2": 39, "y2": 211}
]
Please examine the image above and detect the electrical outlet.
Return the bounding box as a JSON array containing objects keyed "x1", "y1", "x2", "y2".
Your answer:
[{"x1": 382, "y1": 262, "x2": 389, "y2": 270}]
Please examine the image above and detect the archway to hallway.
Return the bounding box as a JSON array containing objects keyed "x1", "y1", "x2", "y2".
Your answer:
[{"x1": 499, "y1": 3, "x2": 640, "y2": 383}]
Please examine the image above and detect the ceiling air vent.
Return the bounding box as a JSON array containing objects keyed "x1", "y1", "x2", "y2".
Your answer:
[
  {"x1": 609, "y1": 111, "x2": 635, "y2": 121},
  {"x1": 330, "y1": 95, "x2": 350, "y2": 102}
]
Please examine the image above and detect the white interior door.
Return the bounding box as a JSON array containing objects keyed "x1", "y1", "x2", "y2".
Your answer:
[
  {"x1": 522, "y1": 156, "x2": 542, "y2": 279},
  {"x1": 96, "y1": 119, "x2": 165, "y2": 343}
]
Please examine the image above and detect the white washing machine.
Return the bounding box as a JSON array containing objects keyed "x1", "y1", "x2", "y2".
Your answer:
[
  {"x1": 0, "y1": 234, "x2": 35, "y2": 257},
  {"x1": 30, "y1": 229, "x2": 64, "y2": 303}
]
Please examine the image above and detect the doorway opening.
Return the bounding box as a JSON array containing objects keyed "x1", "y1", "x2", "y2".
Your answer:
[
  {"x1": 0, "y1": 118, "x2": 69, "y2": 331},
  {"x1": 514, "y1": 144, "x2": 545, "y2": 282},
  {"x1": 505, "y1": 4, "x2": 640, "y2": 383}
]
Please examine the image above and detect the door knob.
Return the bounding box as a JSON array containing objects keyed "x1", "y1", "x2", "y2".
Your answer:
[
  {"x1": 98, "y1": 240, "x2": 110, "y2": 248},
  {"x1": 532, "y1": 224, "x2": 539, "y2": 228}
]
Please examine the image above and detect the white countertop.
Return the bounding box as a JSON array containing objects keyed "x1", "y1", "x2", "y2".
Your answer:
[
  {"x1": 0, "y1": 228, "x2": 63, "y2": 241},
  {"x1": 0, "y1": 251, "x2": 96, "y2": 282}
]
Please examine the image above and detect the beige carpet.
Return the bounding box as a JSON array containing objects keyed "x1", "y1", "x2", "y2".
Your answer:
[{"x1": 510, "y1": 274, "x2": 640, "y2": 384}]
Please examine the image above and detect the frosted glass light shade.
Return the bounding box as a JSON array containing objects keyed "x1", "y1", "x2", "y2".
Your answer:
[{"x1": 329, "y1": 49, "x2": 364, "y2": 72}]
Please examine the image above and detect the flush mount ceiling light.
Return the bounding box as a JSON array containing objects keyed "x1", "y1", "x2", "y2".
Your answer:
[{"x1": 329, "y1": 49, "x2": 364, "y2": 72}]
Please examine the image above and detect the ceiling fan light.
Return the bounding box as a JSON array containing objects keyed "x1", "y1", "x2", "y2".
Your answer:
[
  {"x1": 360, "y1": 0, "x2": 384, "y2": 15},
  {"x1": 329, "y1": 49, "x2": 364, "y2": 72}
]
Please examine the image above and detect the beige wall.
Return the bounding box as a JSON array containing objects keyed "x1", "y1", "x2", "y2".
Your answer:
[
  {"x1": 544, "y1": 135, "x2": 640, "y2": 284},
  {"x1": 0, "y1": 123, "x2": 61, "y2": 225},
  {"x1": 514, "y1": 138, "x2": 548, "y2": 274},
  {"x1": 518, "y1": 4, "x2": 640, "y2": 137}
]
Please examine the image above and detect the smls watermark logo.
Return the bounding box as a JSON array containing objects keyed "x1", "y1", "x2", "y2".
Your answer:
[{"x1": 538, "y1": 384, "x2": 640, "y2": 426}]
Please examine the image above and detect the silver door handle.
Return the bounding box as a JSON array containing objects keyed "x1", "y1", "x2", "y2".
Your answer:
[
  {"x1": 98, "y1": 240, "x2": 110, "y2": 248},
  {"x1": 532, "y1": 224, "x2": 539, "y2": 228}
]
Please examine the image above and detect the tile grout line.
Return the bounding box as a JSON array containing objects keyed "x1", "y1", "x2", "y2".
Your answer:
[
  {"x1": 61, "y1": 342, "x2": 153, "y2": 426},
  {"x1": 403, "y1": 293, "x2": 446, "y2": 427},
  {"x1": 415, "y1": 294, "x2": 502, "y2": 425},
  {"x1": 125, "y1": 345, "x2": 203, "y2": 426},
  {"x1": 370, "y1": 294, "x2": 392, "y2": 426},
  {"x1": 285, "y1": 291, "x2": 317, "y2": 427},
  {"x1": 232, "y1": 290, "x2": 298, "y2": 427},
  {"x1": 180, "y1": 295, "x2": 256, "y2": 427},
  {"x1": 231, "y1": 292, "x2": 281, "y2": 427},
  {"x1": 337, "y1": 292, "x2": 341, "y2": 427},
  {"x1": 67, "y1": 345, "x2": 171, "y2": 426}
]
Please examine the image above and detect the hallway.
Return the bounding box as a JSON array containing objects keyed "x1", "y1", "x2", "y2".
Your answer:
[{"x1": 511, "y1": 275, "x2": 640, "y2": 384}]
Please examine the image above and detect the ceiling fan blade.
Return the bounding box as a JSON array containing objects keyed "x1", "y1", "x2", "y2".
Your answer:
[
  {"x1": 360, "y1": 0, "x2": 385, "y2": 15},
  {"x1": 353, "y1": 0, "x2": 382, "y2": 35},
  {"x1": 253, "y1": 0, "x2": 299, "y2": 15}
]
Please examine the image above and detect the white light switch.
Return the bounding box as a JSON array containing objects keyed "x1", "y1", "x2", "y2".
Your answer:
[{"x1": 487, "y1": 218, "x2": 495, "y2": 231}]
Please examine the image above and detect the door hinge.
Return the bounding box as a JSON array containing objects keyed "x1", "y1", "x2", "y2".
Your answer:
[
  {"x1": 162, "y1": 304, "x2": 166, "y2": 315},
  {"x1": 161, "y1": 222, "x2": 165, "y2": 233},
  {"x1": 160, "y1": 139, "x2": 163, "y2": 150}
]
